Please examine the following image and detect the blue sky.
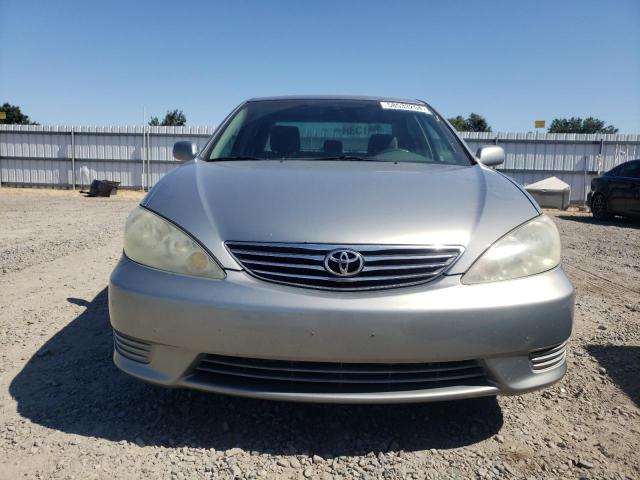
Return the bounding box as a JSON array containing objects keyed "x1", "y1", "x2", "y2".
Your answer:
[{"x1": 1, "y1": 0, "x2": 639, "y2": 132}]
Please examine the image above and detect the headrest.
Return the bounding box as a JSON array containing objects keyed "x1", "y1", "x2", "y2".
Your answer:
[
  {"x1": 367, "y1": 134, "x2": 397, "y2": 155},
  {"x1": 323, "y1": 140, "x2": 343, "y2": 155},
  {"x1": 270, "y1": 126, "x2": 300, "y2": 156}
]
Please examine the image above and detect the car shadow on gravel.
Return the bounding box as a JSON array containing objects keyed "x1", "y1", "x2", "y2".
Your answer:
[
  {"x1": 10, "y1": 288, "x2": 503, "y2": 455},
  {"x1": 588, "y1": 345, "x2": 640, "y2": 407},
  {"x1": 555, "y1": 215, "x2": 640, "y2": 229}
]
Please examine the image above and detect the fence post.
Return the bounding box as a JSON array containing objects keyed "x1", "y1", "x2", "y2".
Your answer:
[
  {"x1": 599, "y1": 138, "x2": 604, "y2": 173},
  {"x1": 141, "y1": 125, "x2": 146, "y2": 191},
  {"x1": 71, "y1": 128, "x2": 75, "y2": 190},
  {"x1": 583, "y1": 154, "x2": 588, "y2": 206},
  {"x1": 146, "y1": 129, "x2": 151, "y2": 190}
]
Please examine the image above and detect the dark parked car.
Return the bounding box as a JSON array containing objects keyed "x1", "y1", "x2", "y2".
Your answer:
[{"x1": 588, "y1": 159, "x2": 640, "y2": 220}]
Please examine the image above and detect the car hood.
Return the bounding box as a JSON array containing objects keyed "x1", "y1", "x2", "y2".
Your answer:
[{"x1": 143, "y1": 160, "x2": 539, "y2": 275}]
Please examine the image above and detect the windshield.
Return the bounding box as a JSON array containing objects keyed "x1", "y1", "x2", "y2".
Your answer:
[{"x1": 206, "y1": 99, "x2": 473, "y2": 165}]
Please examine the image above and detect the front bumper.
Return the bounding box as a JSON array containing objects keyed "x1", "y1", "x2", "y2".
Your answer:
[{"x1": 108, "y1": 256, "x2": 574, "y2": 403}]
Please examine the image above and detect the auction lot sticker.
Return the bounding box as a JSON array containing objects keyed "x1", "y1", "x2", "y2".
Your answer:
[{"x1": 380, "y1": 102, "x2": 431, "y2": 114}]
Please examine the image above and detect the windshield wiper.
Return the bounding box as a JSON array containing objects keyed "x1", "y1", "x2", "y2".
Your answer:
[
  {"x1": 210, "y1": 155, "x2": 381, "y2": 162},
  {"x1": 310, "y1": 155, "x2": 377, "y2": 162},
  {"x1": 210, "y1": 155, "x2": 263, "y2": 161}
]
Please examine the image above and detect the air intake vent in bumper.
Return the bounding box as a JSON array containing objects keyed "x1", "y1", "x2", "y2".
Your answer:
[
  {"x1": 191, "y1": 354, "x2": 487, "y2": 393},
  {"x1": 113, "y1": 330, "x2": 152, "y2": 364},
  {"x1": 226, "y1": 242, "x2": 463, "y2": 291},
  {"x1": 529, "y1": 341, "x2": 567, "y2": 372}
]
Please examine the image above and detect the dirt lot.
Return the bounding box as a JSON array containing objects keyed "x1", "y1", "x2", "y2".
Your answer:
[{"x1": 0, "y1": 188, "x2": 638, "y2": 480}]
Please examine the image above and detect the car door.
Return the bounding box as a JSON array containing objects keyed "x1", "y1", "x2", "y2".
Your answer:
[{"x1": 607, "y1": 161, "x2": 637, "y2": 214}]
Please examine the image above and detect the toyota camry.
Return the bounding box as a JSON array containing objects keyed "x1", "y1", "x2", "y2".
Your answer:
[{"x1": 109, "y1": 96, "x2": 574, "y2": 403}]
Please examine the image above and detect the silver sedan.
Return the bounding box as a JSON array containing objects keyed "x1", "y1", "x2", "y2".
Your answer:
[{"x1": 109, "y1": 96, "x2": 574, "y2": 403}]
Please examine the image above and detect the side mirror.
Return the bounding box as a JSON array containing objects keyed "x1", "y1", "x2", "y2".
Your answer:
[
  {"x1": 173, "y1": 141, "x2": 198, "y2": 161},
  {"x1": 476, "y1": 145, "x2": 505, "y2": 167}
]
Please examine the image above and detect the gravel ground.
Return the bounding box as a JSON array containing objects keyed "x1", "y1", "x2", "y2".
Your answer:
[{"x1": 0, "y1": 188, "x2": 638, "y2": 480}]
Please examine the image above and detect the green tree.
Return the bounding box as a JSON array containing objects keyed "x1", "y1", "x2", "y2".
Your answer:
[
  {"x1": 0, "y1": 103, "x2": 38, "y2": 124},
  {"x1": 447, "y1": 113, "x2": 492, "y2": 132},
  {"x1": 149, "y1": 109, "x2": 187, "y2": 126},
  {"x1": 548, "y1": 117, "x2": 618, "y2": 134},
  {"x1": 448, "y1": 115, "x2": 468, "y2": 131},
  {"x1": 466, "y1": 113, "x2": 491, "y2": 132}
]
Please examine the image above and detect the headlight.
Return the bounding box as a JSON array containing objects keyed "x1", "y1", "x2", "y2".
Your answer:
[
  {"x1": 123, "y1": 207, "x2": 225, "y2": 279},
  {"x1": 462, "y1": 214, "x2": 561, "y2": 284}
]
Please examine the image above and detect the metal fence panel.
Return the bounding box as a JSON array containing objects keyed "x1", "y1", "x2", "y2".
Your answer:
[
  {"x1": 1, "y1": 125, "x2": 639, "y2": 202},
  {"x1": 462, "y1": 132, "x2": 640, "y2": 201}
]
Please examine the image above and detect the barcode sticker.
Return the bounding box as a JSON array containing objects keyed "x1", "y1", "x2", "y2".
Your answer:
[{"x1": 380, "y1": 102, "x2": 431, "y2": 114}]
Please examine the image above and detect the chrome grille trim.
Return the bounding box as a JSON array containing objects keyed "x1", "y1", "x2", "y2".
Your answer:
[
  {"x1": 231, "y1": 249, "x2": 326, "y2": 260},
  {"x1": 363, "y1": 261, "x2": 451, "y2": 271},
  {"x1": 364, "y1": 253, "x2": 459, "y2": 261},
  {"x1": 226, "y1": 242, "x2": 464, "y2": 291},
  {"x1": 113, "y1": 330, "x2": 152, "y2": 364},
  {"x1": 529, "y1": 341, "x2": 567, "y2": 372},
  {"x1": 241, "y1": 259, "x2": 328, "y2": 271},
  {"x1": 192, "y1": 354, "x2": 487, "y2": 392},
  {"x1": 250, "y1": 268, "x2": 444, "y2": 282}
]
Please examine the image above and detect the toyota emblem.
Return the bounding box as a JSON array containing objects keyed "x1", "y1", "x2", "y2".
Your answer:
[{"x1": 323, "y1": 249, "x2": 364, "y2": 277}]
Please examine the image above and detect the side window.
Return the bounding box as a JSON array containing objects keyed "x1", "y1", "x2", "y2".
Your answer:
[
  {"x1": 422, "y1": 121, "x2": 456, "y2": 163},
  {"x1": 404, "y1": 116, "x2": 432, "y2": 160},
  {"x1": 626, "y1": 161, "x2": 640, "y2": 178},
  {"x1": 606, "y1": 165, "x2": 621, "y2": 177},
  {"x1": 617, "y1": 162, "x2": 640, "y2": 178},
  {"x1": 209, "y1": 108, "x2": 248, "y2": 159}
]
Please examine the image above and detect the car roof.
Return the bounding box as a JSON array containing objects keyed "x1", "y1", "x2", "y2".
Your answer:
[
  {"x1": 247, "y1": 95, "x2": 426, "y2": 104},
  {"x1": 613, "y1": 159, "x2": 640, "y2": 168}
]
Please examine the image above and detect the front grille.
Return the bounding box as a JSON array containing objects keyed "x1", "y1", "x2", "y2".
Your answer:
[
  {"x1": 191, "y1": 354, "x2": 487, "y2": 393},
  {"x1": 226, "y1": 242, "x2": 463, "y2": 291},
  {"x1": 113, "y1": 330, "x2": 152, "y2": 364},
  {"x1": 529, "y1": 341, "x2": 567, "y2": 372}
]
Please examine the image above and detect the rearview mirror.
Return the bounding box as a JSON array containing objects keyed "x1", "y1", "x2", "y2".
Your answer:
[
  {"x1": 173, "y1": 141, "x2": 198, "y2": 162},
  {"x1": 476, "y1": 145, "x2": 505, "y2": 167}
]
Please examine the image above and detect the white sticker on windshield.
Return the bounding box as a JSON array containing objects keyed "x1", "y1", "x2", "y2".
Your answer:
[{"x1": 380, "y1": 101, "x2": 431, "y2": 114}]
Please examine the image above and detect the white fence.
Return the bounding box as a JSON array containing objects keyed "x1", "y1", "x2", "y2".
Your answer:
[
  {"x1": 463, "y1": 132, "x2": 640, "y2": 202},
  {"x1": 1, "y1": 125, "x2": 639, "y2": 202},
  {"x1": 0, "y1": 125, "x2": 213, "y2": 191}
]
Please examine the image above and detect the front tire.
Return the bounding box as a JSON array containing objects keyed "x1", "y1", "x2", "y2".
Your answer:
[{"x1": 591, "y1": 193, "x2": 611, "y2": 220}]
